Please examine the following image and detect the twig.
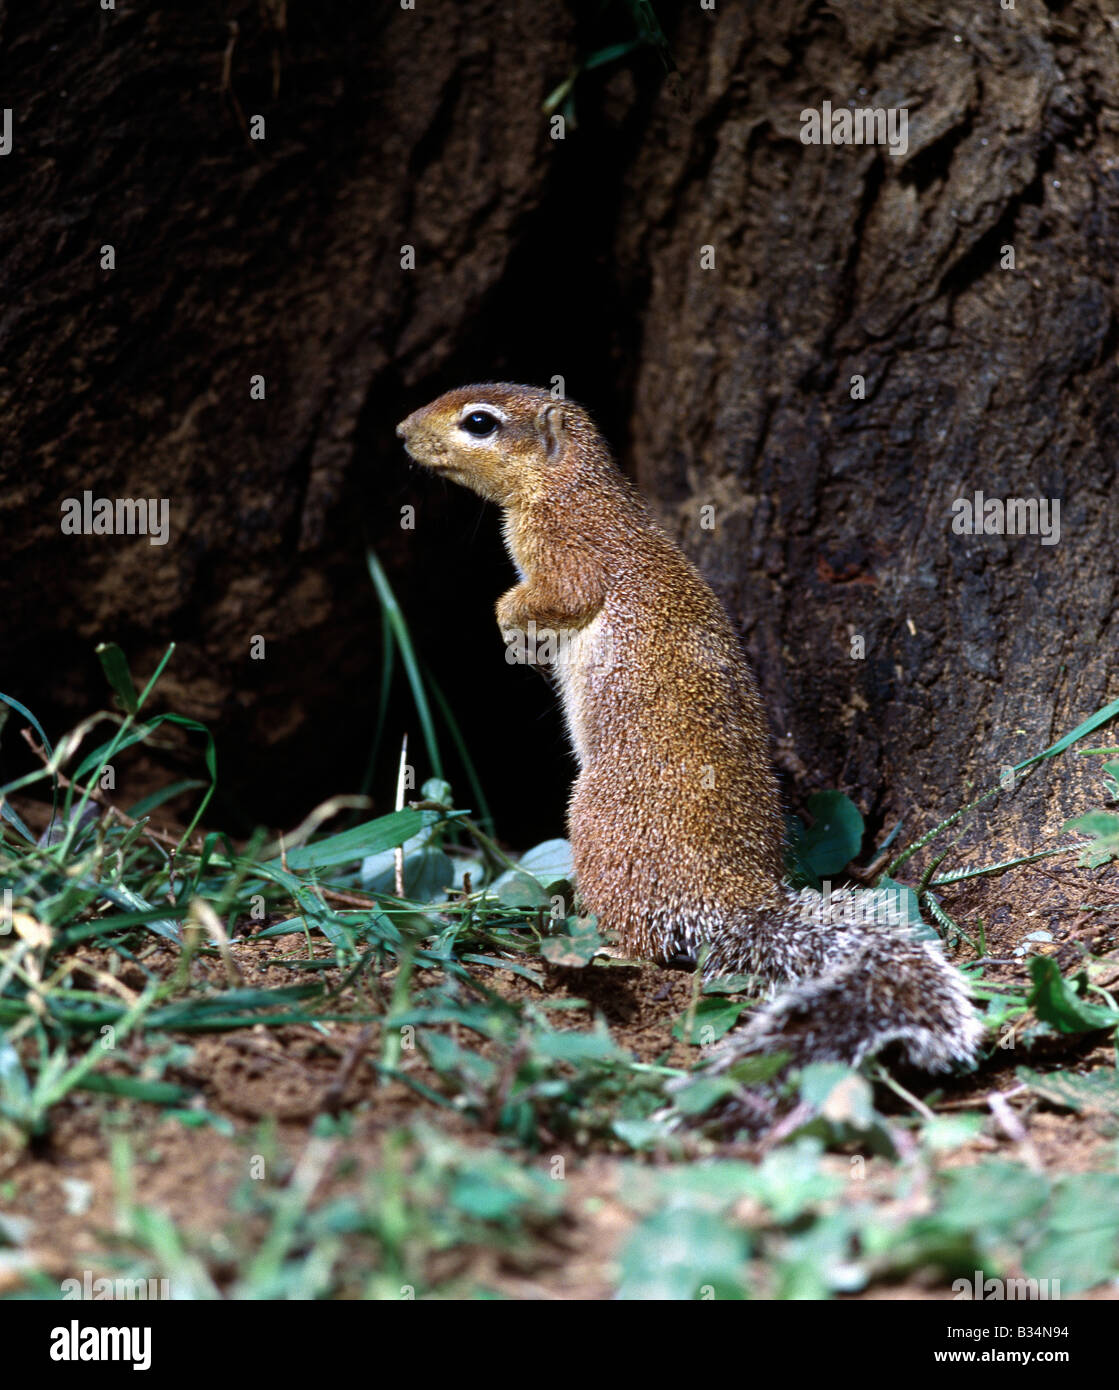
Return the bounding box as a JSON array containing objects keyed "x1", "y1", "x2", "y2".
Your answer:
[
  {"x1": 987, "y1": 1087, "x2": 1043, "y2": 1172},
  {"x1": 755, "y1": 1100, "x2": 814, "y2": 1154},
  {"x1": 319, "y1": 1025, "x2": 375, "y2": 1116},
  {"x1": 872, "y1": 1063, "x2": 936, "y2": 1120},
  {"x1": 846, "y1": 848, "x2": 893, "y2": 884},
  {"x1": 20, "y1": 727, "x2": 187, "y2": 852},
  {"x1": 317, "y1": 886, "x2": 385, "y2": 910}
]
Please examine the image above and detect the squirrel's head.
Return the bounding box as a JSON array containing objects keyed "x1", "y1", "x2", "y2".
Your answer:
[{"x1": 396, "y1": 383, "x2": 610, "y2": 507}]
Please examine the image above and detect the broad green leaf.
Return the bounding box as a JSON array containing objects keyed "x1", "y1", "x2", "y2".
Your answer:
[
  {"x1": 795, "y1": 791, "x2": 864, "y2": 878},
  {"x1": 921, "y1": 1114, "x2": 985, "y2": 1151},
  {"x1": 539, "y1": 916, "x2": 604, "y2": 967},
  {"x1": 1025, "y1": 1228, "x2": 1118, "y2": 1294},
  {"x1": 701, "y1": 973, "x2": 758, "y2": 996},
  {"x1": 617, "y1": 1207, "x2": 748, "y2": 1300},
  {"x1": 1062, "y1": 811, "x2": 1119, "y2": 868},
  {"x1": 725, "y1": 1051, "x2": 790, "y2": 1086},
  {"x1": 672, "y1": 996, "x2": 747, "y2": 1045},
  {"x1": 421, "y1": 1031, "x2": 497, "y2": 1087},
  {"x1": 489, "y1": 839, "x2": 575, "y2": 905},
  {"x1": 491, "y1": 871, "x2": 549, "y2": 908},
  {"x1": 745, "y1": 1140, "x2": 845, "y2": 1223},
  {"x1": 646, "y1": 1162, "x2": 759, "y2": 1205},
  {"x1": 1016, "y1": 1066, "x2": 1119, "y2": 1116},
  {"x1": 450, "y1": 1172, "x2": 528, "y2": 1221},
  {"x1": 1024, "y1": 1175, "x2": 1119, "y2": 1292},
  {"x1": 402, "y1": 848, "x2": 455, "y2": 903},
  {"x1": 799, "y1": 1064, "x2": 876, "y2": 1130},
  {"x1": 869, "y1": 877, "x2": 933, "y2": 933},
  {"x1": 1027, "y1": 957, "x2": 1119, "y2": 1034},
  {"x1": 516, "y1": 839, "x2": 574, "y2": 882},
  {"x1": 362, "y1": 845, "x2": 454, "y2": 902},
  {"x1": 777, "y1": 1211, "x2": 864, "y2": 1297},
  {"x1": 932, "y1": 1162, "x2": 1049, "y2": 1235},
  {"x1": 612, "y1": 1117, "x2": 675, "y2": 1151},
  {"x1": 531, "y1": 1026, "x2": 626, "y2": 1064},
  {"x1": 670, "y1": 1074, "x2": 741, "y2": 1116}
]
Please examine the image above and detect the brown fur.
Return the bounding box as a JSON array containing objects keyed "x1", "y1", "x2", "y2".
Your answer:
[{"x1": 397, "y1": 384, "x2": 983, "y2": 1071}]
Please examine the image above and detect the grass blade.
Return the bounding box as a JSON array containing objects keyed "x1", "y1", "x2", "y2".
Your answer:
[
  {"x1": 95, "y1": 642, "x2": 140, "y2": 715},
  {"x1": 365, "y1": 547, "x2": 443, "y2": 778}
]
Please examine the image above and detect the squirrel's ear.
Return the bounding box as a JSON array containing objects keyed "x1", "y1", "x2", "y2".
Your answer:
[{"x1": 535, "y1": 402, "x2": 566, "y2": 461}]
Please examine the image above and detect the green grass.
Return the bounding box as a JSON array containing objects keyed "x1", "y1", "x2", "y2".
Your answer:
[{"x1": 1, "y1": 634, "x2": 1118, "y2": 1299}]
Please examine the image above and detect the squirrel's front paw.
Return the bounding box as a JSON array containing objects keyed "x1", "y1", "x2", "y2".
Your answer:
[{"x1": 495, "y1": 587, "x2": 532, "y2": 638}]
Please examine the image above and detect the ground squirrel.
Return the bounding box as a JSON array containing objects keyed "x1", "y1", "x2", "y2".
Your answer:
[{"x1": 396, "y1": 384, "x2": 983, "y2": 1072}]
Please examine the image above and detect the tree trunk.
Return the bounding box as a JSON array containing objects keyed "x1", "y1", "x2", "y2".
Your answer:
[
  {"x1": 618, "y1": 1, "x2": 1118, "y2": 918},
  {"x1": 3, "y1": 2, "x2": 1116, "y2": 919}
]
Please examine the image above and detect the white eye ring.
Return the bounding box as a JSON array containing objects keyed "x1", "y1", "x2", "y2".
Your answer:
[{"x1": 457, "y1": 403, "x2": 509, "y2": 439}]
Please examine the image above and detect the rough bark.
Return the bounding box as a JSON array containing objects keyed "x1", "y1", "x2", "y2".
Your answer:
[{"x1": 618, "y1": 0, "x2": 1119, "y2": 888}]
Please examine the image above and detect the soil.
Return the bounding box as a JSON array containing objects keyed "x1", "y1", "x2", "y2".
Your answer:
[{"x1": 4, "y1": 851, "x2": 1118, "y2": 1300}]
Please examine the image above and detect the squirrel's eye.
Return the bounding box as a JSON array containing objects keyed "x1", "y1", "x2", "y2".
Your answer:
[{"x1": 461, "y1": 410, "x2": 499, "y2": 437}]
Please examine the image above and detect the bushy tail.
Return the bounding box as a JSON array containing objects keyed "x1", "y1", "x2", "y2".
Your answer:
[{"x1": 702, "y1": 887, "x2": 984, "y2": 1072}]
